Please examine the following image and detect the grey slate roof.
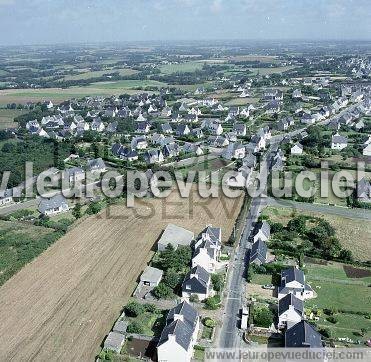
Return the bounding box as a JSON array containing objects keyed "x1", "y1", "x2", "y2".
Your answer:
[
  {"x1": 278, "y1": 293, "x2": 304, "y2": 316},
  {"x1": 285, "y1": 321, "x2": 322, "y2": 348},
  {"x1": 140, "y1": 266, "x2": 163, "y2": 283},
  {"x1": 182, "y1": 265, "x2": 210, "y2": 295},
  {"x1": 87, "y1": 158, "x2": 106, "y2": 171},
  {"x1": 250, "y1": 239, "x2": 267, "y2": 264},
  {"x1": 281, "y1": 266, "x2": 305, "y2": 286},
  {"x1": 38, "y1": 194, "x2": 68, "y2": 214},
  {"x1": 158, "y1": 301, "x2": 198, "y2": 351}
]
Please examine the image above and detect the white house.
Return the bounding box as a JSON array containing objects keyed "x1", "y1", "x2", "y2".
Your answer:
[
  {"x1": 331, "y1": 133, "x2": 348, "y2": 150},
  {"x1": 226, "y1": 166, "x2": 252, "y2": 188},
  {"x1": 0, "y1": 189, "x2": 13, "y2": 206},
  {"x1": 278, "y1": 266, "x2": 314, "y2": 301},
  {"x1": 291, "y1": 143, "x2": 304, "y2": 155},
  {"x1": 252, "y1": 221, "x2": 271, "y2": 243},
  {"x1": 222, "y1": 142, "x2": 246, "y2": 160},
  {"x1": 182, "y1": 265, "x2": 212, "y2": 301},
  {"x1": 363, "y1": 143, "x2": 371, "y2": 156},
  {"x1": 38, "y1": 194, "x2": 69, "y2": 216},
  {"x1": 157, "y1": 301, "x2": 199, "y2": 362},
  {"x1": 278, "y1": 293, "x2": 304, "y2": 330},
  {"x1": 192, "y1": 239, "x2": 218, "y2": 273}
]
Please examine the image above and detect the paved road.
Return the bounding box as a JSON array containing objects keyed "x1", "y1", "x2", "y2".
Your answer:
[
  {"x1": 266, "y1": 197, "x2": 371, "y2": 220},
  {"x1": 218, "y1": 142, "x2": 279, "y2": 348}
]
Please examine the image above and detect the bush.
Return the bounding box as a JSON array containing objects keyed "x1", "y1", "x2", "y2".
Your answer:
[
  {"x1": 326, "y1": 316, "x2": 338, "y2": 324},
  {"x1": 152, "y1": 282, "x2": 173, "y2": 299},
  {"x1": 189, "y1": 294, "x2": 199, "y2": 303},
  {"x1": 203, "y1": 317, "x2": 217, "y2": 328},
  {"x1": 124, "y1": 301, "x2": 145, "y2": 317},
  {"x1": 127, "y1": 321, "x2": 144, "y2": 334},
  {"x1": 252, "y1": 306, "x2": 274, "y2": 328},
  {"x1": 211, "y1": 273, "x2": 224, "y2": 292},
  {"x1": 144, "y1": 303, "x2": 158, "y2": 313},
  {"x1": 319, "y1": 327, "x2": 331, "y2": 338},
  {"x1": 204, "y1": 295, "x2": 221, "y2": 310},
  {"x1": 271, "y1": 222, "x2": 284, "y2": 233}
]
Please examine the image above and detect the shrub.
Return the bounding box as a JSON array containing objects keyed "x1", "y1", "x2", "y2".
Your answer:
[
  {"x1": 189, "y1": 294, "x2": 199, "y2": 303},
  {"x1": 127, "y1": 321, "x2": 144, "y2": 334},
  {"x1": 204, "y1": 295, "x2": 221, "y2": 310},
  {"x1": 124, "y1": 301, "x2": 145, "y2": 317},
  {"x1": 252, "y1": 306, "x2": 274, "y2": 328},
  {"x1": 326, "y1": 316, "x2": 338, "y2": 324},
  {"x1": 144, "y1": 303, "x2": 158, "y2": 313},
  {"x1": 211, "y1": 273, "x2": 224, "y2": 292},
  {"x1": 203, "y1": 317, "x2": 217, "y2": 328},
  {"x1": 152, "y1": 282, "x2": 173, "y2": 299},
  {"x1": 319, "y1": 327, "x2": 331, "y2": 338}
]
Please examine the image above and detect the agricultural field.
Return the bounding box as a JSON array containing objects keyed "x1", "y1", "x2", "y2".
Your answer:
[
  {"x1": 262, "y1": 206, "x2": 371, "y2": 261},
  {"x1": 159, "y1": 61, "x2": 204, "y2": 74},
  {"x1": 0, "y1": 109, "x2": 26, "y2": 129},
  {"x1": 63, "y1": 68, "x2": 138, "y2": 81},
  {"x1": 0, "y1": 186, "x2": 243, "y2": 361},
  {"x1": 0, "y1": 81, "x2": 163, "y2": 105},
  {"x1": 247, "y1": 66, "x2": 296, "y2": 75},
  {"x1": 305, "y1": 261, "x2": 371, "y2": 340}
]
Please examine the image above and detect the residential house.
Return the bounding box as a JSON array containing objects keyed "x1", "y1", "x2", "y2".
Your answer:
[
  {"x1": 278, "y1": 293, "x2": 304, "y2": 330},
  {"x1": 136, "y1": 122, "x2": 151, "y2": 134},
  {"x1": 277, "y1": 117, "x2": 294, "y2": 131},
  {"x1": 233, "y1": 123, "x2": 247, "y2": 137},
  {"x1": 157, "y1": 301, "x2": 199, "y2": 362},
  {"x1": 38, "y1": 194, "x2": 69, "y2": 216},
  {"x1": 111, "y1": 143, "x2": 138, "y2": 161},
  {"x1": 226, "y1": 166, "x2": 252, "y2": 188},
  {"x1": 191, "y1": 128, "x2": 203, "y2": 139},
  {"x1": 285, "y1": 321, "x2": 322, "y2": 348},
  {"x1": 278, "y1": 266, "x2": 314, "y2": 300},
  {"x1": 64, "y1": 167, "x2": 85, "y2": 183},
  {"x1": 222, "y1": 142, "x2": 246, "y2": 160},
  {"x1": 331, "y1": 133, "x2": 348, "y2": 150},
  {"x1": 91, "y1": 117, "x2": 105, "y2": 132},
  {"x1": 176, "y1": 124, "x2": 191, "y2": 137},
  {"x1": 182, "y1": 265, "x2": 212, "y2": 300},
  {"x1": 208, "y1": 136, "x2": 229, "y2": 148},
  {"x1": 87, "y1": 158, "x2": 106, "y2": 173},
  {"x1": 143, "y1": 149, "x2": 164, "y2": 164},
  {"x1": 192, "y1": 239, "x2": 218, "y2": 273},
  {"x1": 163, "y1": 143, "x2": 180, "y2": 158},
  {"x1": 249, "y1": 239, "x2": 268, "y2": 266},
  {"x1": 357, "y1": 178, "x2": 371, "y2": 203},
  {"x1": 131, "y1": 136, "x2": 148, "y2": 150},
  {"x1": 161, "y1": 123, "x2": 173, "y2": 134},
  {"x1": 291, "y1": 143, "x2": 304, "y2": 155},
  {"x1": 252, "y1": 221, "x2": 270, "y2": 242},
  {"x1": 0, "y1": 189, "x2": 13, "y2": 206},
  {"x1": 182, "y1": 143, "x2": 204, "y2": 156}
]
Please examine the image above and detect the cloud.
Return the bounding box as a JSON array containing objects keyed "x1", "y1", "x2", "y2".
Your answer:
[{"x1": 210, "y1": 0, "x2": 223, "y2": 13}]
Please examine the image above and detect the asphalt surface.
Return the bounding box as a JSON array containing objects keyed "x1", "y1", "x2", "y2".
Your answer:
[
  {"x1": 267, "y1": 197, "x2": 371, "y2": 220},
  {"x1": 218, "y1": 141, "x2": 279, "y2": 348}
]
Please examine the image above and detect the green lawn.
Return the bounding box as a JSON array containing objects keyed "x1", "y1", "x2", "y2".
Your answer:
[
  {"x1": 126, "y1": 311, "x2": 165, "y2": 337},
  {"x1": 251, "y1": 273, "x2": 272, "y2": 285},
  {"x1": 64, "y1": 68, "x2": 138, "y2": 81},
  {"x1": 315, "y1": 313, "x2": 370, "y2": 340}
]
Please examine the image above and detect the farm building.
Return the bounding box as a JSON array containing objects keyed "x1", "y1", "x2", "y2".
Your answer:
[
  {"x1": 157, "y1": 224, "x2": 194, "y2": 251},
  {"x1": 140, "y1": 266, "x2": 163, "y2": 287},
  {"x1": 104, "y1": 331, "x2": 126, "y2": 353}
]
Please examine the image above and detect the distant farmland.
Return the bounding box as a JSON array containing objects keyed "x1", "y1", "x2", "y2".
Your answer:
[{"x1": 0, "y1": 188, "x2": 243, "y2": 361}]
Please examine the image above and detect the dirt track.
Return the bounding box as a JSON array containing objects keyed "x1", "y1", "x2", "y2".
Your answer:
[{"x1": 0, "y1": 189, "x2": 243, "y2": 361}]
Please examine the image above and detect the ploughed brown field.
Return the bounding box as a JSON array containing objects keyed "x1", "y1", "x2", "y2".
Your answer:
[{"x1": 0, "y1": 188, "x2": 243, "y2": 361}]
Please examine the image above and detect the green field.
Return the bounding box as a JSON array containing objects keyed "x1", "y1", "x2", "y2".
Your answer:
[
  {"x1": 247, "y1": 66, "x2": 296, "y2": 75},
  {"x1": 306, "y1": 262, "x2": 371, "y2": 314},
  {"x1": 0, "y1": 219, "x2": 62, "y2": 286},
  {"x1": 305, "y1": 262, "x2": 371, "y2": 341},
  {"x1": 0, "y1": 109, "x2": 26, "y2": 129},
  {"x1": 64, "y1": 68, "x2": 138, "y2": 81},
  {"x1": 159, "y1": 61, "x2": 204, "y2": 74}
]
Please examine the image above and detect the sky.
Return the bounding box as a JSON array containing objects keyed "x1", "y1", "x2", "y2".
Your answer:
[{"x1": 0, "y1": 0, "x2": 370, "y2": 46}]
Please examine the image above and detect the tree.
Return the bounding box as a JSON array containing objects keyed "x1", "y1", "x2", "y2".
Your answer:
[
  {"x1": 339, "y1": 249, "x2": 353, "y2": 262},
  {"x1": 72, "y1": 203, "x2": 82, "y2": 219},
  {"x1": 152, "y1": 282, "x2": 173, "y2": 299},
  {"x1": 86, "y1": 201, "x2": 102, "y2": 215},
  {"x1": 271, "y1": 222, "x2": 284, "y2": 233},
  {"x1": 252, "y1": 306, "x2": 274, "y2": 328},
  {"x1": 163, "y1": 269, "x2": 181, "y2": 289},
  {"x1": 287, "y1": 216, "x2": 307, "y2": 234},
  {"x1": 211, "y1": 273, "x2": 224, "y2": 292},
  {"x1": 124, "y1": 301, "x2": 145, "y2": 317}
]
